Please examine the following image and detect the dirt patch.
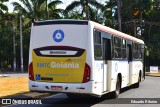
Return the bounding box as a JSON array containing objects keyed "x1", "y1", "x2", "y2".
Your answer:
[{"x1": 0, "y1": 77, "x2": 29, "y2": 97}]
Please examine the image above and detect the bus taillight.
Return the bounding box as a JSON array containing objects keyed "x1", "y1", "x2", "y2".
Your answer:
[
  {"x1": 82, "y1": 63, "x2": 91, "y2": 83},
  {"x1": 29, "y1": 62, "x2": 34, "y2": 81}
]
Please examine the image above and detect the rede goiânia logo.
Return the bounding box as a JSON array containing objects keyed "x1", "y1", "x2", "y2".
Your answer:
[{"x1": 53, "y1": 29, "x2": 64, "y2": 42}]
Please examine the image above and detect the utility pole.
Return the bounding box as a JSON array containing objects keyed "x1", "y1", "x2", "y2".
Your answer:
[
  {"x1": 20, "y1": 16, "x2": 23, "y2": 72},
  {"x1": 117, "y1": 0, "x2": 122, "y2": 31},
  {"x1": 134, "y1": 20, "x2": 137, "y2": 37},
  {"x1": 12, "y1": 17, "x2": 16, "y2": 71}
]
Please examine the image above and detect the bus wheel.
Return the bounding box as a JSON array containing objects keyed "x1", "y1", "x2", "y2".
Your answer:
[
  {"x1": 113, "y1": 77, "x2": 121, "y2": 98},
  {"x1": 134, "y1": 75, "x2": 140, "y2": 88}
]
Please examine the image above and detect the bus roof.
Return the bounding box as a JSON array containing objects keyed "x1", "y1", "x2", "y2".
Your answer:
[
  {"x1": 32, "y1": 19, "x2": 88, "y2": 26},
  {"x1": 32, "y1": 19, "x2": 144, "y2": 44},
  {"x1": 92, "y1": 21, "x2": 144, "y2": 44}
]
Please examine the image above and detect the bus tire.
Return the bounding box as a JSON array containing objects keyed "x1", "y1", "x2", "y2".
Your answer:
[
  {"x1": 134, "y1": 75, "x2": 140, "y2": 88},
  {"x1": 113, "y1": 77, "x2": 121, "y2": 98}
]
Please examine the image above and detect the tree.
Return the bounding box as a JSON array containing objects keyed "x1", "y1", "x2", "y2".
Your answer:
[
  {"x1": 12, "y1": 0, "x2": 63, "y2": 20},
  {"x1": 121, "y1": 0, "x2": 160, "y2": 66},
  {"x1": 0, "y1": 0, "x2": 8, "y2": 14},
  {"x1": 65, "y1": 0, "x2": 103, "y2": 20},
  {"x1": 12, "y1": 0, "x2": 44, "y2": 20},
  {"x1": 45, "y1": 0, "x2": 63, "y2": 19},
  {"x1": 102, "y1": 0, "x2": 117, "y2": 27},
  {"x1": 42, "y1": 0, "x2": 63, "y2": 19},
  {"x1": 0, "y1": 13, "x2": 17, "y2": 69}
]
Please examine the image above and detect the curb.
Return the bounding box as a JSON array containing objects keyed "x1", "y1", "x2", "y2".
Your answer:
[{"x1": 0, "y1": 74, "x2": 8, "y2": 77}]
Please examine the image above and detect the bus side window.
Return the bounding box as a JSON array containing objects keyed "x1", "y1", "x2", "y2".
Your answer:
[
  {"x1": 139, "y1": 44, "x2": 143, "y2": 59},
  {"x1": 133, "y1": 43, "x2": 136, "y2": 59},
  {"x1": 122, "y1": 39, "x2": 127, "y2": 59},
  {"x1": 133, "y1": 43, "x2": 139, "y2": 59},
  {"x1": 112, "y1": 36, "x2": 119, "y2": 58},
  {"x1": 112, "y1": 36, "x2": 127, "y2": 59},
  {"x1": 94, "y1": 30, "x2": 102, "y2": 60},
  {"x1": 114, "y1": 36, "x2": 122, "y2": 59}
]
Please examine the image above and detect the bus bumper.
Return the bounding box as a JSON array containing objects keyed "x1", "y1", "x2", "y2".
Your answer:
[{"x1": 29, "y1": 80, "x2": 93, "y2": 94}]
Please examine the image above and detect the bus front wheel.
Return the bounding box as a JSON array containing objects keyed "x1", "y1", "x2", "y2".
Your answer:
[
  {"x1": 134, "y1": 75, "x2": 140, "y2": 88},
  {"x1": 113, "y1": 77, "x2": 121, "y2": 98}
]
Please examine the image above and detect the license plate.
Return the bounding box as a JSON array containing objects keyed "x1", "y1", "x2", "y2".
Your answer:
[{"x1": 51, "y1": 86, "x2": 62, "y2": 90}]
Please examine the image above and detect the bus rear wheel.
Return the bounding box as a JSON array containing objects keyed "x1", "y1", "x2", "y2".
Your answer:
[{"x1": 113, "y1": 77, "x2": 121, "y2": 98}]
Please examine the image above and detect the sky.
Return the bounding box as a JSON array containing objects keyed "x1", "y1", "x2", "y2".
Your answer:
[{"x1": 5, "y1": 0, "x2": 105, "y2": 12}]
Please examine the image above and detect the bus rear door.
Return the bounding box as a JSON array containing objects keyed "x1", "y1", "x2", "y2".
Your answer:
[{"x1": 102, "y1": 38, "x2": 111, "y2": 92}]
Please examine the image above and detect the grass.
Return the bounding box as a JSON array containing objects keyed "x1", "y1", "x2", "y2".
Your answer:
[{"x1": 0, "y1": 76, "x2": 29, "y2": 97}]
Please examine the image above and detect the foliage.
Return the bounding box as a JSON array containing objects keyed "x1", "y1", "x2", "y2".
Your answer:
[
  {"x1": 12, "y1": 0, "x2": 63, "y2": 20},
  {"x1": 64, "y1": 0, "x2": 103, "y2": 20},
  {"x1": 0, "y1": 0, "x2": 8, "y2": 14},
  {"x1": 0, "y1": 13, "x2": 17, "y2": 69}
]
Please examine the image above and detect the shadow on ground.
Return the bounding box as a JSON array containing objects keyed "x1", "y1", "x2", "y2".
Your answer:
[{"x1": 41, "y1": 85, "x2": 138, "y2": 107}]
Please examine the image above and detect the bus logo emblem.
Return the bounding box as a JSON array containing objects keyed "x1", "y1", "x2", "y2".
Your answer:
[{"x1": 53, "y1": 29, "x2": 64, "y2": 42}]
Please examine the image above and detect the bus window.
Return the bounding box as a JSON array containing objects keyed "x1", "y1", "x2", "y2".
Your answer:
[
  {"x1": 122, "y1": 39, "x2": 127, "y2": 59},
  {"x1": 113, "y1": 36, "x2": 122, "y2": 59},
  {"x1": 133, "y1": 43, "x2": 140, "y2": 59},
  {"x1": 133, "y1": 43, "x2": 136, "y2": 59},
  {"x1": 139, "y1": 44, "x2": 144, "y2": 59},
  {"x1": 94, "y1": 30, "x2": 102, "y2": 60}
]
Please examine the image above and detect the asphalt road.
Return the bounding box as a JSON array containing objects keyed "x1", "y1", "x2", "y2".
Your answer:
[{"x1": 3, "y1": 76, "x2": 160, "y2": 107}]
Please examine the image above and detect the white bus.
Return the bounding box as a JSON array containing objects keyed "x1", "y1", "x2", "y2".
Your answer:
[{"x1": 29, "y1": 20, "x2": 145, "y2": 98}]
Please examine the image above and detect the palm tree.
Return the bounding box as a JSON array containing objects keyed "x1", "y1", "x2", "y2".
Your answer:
[
  {"x1": 0, "y1": 0, "x2": 8, "y2": 14},
  {"x1": 65, "y1": 0, "x2": 103, "y2": 20},
  {"x1": 40, "y1": 0, "x2": 63, "y2": 19},
  {"x1": 102, "y1": 0, "x2": 116, "y2": 27},
  {"x1": 12, "y1": 0, "x2": 43, "y2": 20},
  {"x1": 12, "y1": 0, "x2": 63, "y2": 20}
]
